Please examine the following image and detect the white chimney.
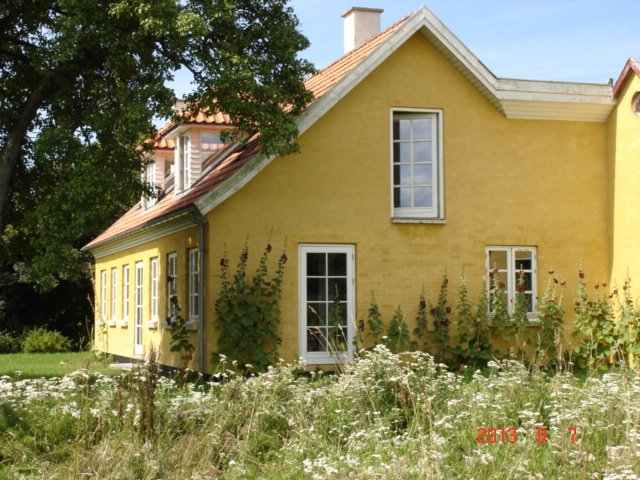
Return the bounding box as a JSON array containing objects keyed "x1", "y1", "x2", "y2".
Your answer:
[{"x1": 342, "y1": 7, "x2": 383, "y2": 53}]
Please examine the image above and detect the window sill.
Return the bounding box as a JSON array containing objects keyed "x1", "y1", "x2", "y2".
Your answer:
[
  {"x1": 106, "y1": 320, "x2": 117, "y2": 327},
  {"x1": 186, "y1": 319, "x2": 199, "y2": 331},
  {"x1": 146, "y1": 319, "x2": 159, "y2": 329},
  {"x1": 392, "y1": 217, "x2": 446, "y2": 224},
  {"x1": 119, "y1": 320, "x2": 129, "y2": 328}
]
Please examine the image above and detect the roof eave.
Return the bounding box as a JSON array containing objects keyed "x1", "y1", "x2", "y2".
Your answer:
[{"x1": 82, "y1": 204, "x2": 198, "y2": 255}]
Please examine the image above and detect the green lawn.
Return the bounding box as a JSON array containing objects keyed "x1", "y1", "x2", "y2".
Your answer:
[{"x1": 0, "y1": 351, "x2": 120, "y2": 378}]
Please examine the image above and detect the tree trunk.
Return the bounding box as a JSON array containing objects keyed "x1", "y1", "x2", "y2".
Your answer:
[{"x1": 0, "y1": 78, "x2": 51, "y2": 233}]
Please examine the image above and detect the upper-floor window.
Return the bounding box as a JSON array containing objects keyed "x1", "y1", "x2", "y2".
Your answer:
[
  {"x1": 100, "y1": 270, "x2": 107, "y2": 320},
  {"x1": 391, "y1": 110, "x2": 443, "y2": 219},
  {"x1": 188, "y1": 248, "x2": 199, "y2": 323},
  {"x1": 123, "y1": 264, "x2": 130, "y2": 324},
  {"x1": 111, "y1": 267, "x2": 118, "y2": 321},
  {"x1": 175, "y1": 133, "x2": 191, "y2": 192},
  {"x1": 150, "y1": 257, "x2": 159, "y2": 322},
  {"x1": 142, "y1": 162, "x2": 157, "y2": 209},
  {"x1": 486, "y1": 246, "x2": 537, "y2": 318},
  {"x1": 167, "y1": 253, "x2": 177, "y2": 323}
]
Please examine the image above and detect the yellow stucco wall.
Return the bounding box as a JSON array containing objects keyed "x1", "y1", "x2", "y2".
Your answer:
[
  {"x1": 609, "y1": 74, "x2": 640, "y2": 288},
  {"x1": 95, "y1": 32, "x2": 615, "y2": 369},
  {"x1": 94, "y1": 226, "x2": 202, "y2": 366}
]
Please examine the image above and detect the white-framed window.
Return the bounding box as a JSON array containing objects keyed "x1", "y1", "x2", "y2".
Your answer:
[
  {"x1": 299, "y1": 244, "x2": 355, "y2": 364},
  {"x1": 390, "y1": 109, "x2": 443, "y2": 219},
  {"x1": 134, "y1": 261, "x2": 144, "y2": 355},
  {"x1": 188, "y1": 248, "x2": 199, "y2": 322},
  {"x1": 486, "y1": 246, "x2": 537, "y2": 317},
  {"x1": 175, "y1": 133, "x2": 191, "y2": 192},
  {"x1": 142, "y1": 161, "x2": 157, "y2": 209},
  {"x1": 110, "y1": 267, "x2": 118, "y2": 321},
  {"x1": 167, "y1": 253, "x2": 177, "y2": 323},
  {"x1": 122, "y1": 265, "x2": 130, "y2": 324},
  {"x1": 150, "y1": 257, "x2": 159, "y2": 322},
  {"x1": 100, "y1": 270, "x2": 107, "y2": 320}
]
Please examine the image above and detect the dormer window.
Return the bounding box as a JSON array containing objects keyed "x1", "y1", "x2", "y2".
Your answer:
[
  {"x1": 175, "y1": 133, "x2": 191, "y2": 193},
  {"x1": 142, "y1": 161, "x2": 158, "y2": 209}
]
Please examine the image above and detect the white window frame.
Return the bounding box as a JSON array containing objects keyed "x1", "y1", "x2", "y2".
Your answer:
[
  {"x1": 142, "y1": 161, "x2": 157, "y2": 209},
  {"x1": 166, "y1": 253, "x2": 177, "y2": 326},
  {"x1": 299, "y1": 244, "x2": 356, "y2": 365},
  {"x1": 188, "y1": 248, "x2": 199, "y2": 323},
  {"x1": 100, "y1": 270, "x2": 107, "y2": 321},
  {"x1": 485, "y1": 246, "x2": 538, "y2": 319},
  {"x1": 134, "y1": 261, "x2": 144, "y2": 355},
  {"x1": 110, "y1": 267, "x2": 118, "y2": 323},
  {"x1": 149, "y1": 257, "x2": 159, "y2": 325},
  {"x1": 122, "y1": 264, "x2": 130, "y2": 326},
  {"x1": 175, "y1": 133, "x2": 192, "y2": 193},
  {"x1": 390, "y1": 108, "x2": 444, "y2": 220}
]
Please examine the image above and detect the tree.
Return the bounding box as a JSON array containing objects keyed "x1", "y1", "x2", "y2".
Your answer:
[
  {"x1": 0, "y1": 0, "x2": 314, "y2": 290},
  {"x1": 0, "y1": 0, "x2": 314, "y2": 339}
]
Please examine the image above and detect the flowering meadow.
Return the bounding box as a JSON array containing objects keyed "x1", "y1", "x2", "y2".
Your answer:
[{"x1": 1, "y1": 346, "x2": 640, "y2": 479}]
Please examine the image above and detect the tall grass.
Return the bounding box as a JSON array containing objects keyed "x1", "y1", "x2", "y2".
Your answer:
[{"x1": 1, "y1": 347, "x2": 639, "y2": 479}]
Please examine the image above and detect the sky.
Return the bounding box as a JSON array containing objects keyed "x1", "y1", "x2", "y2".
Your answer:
[{"x1": 167, "y1": 0, "x2": 639, "y2": 98}]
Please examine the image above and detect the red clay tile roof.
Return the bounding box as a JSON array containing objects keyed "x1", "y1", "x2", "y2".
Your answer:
[
  {"x1": 84, "y1": 14, "x2": 411, "y2": 251},
  {"x1": 152, "y1": 111, "x2": 232, "y2": 149},
  {"x1": 304, "y1": 14, "x2": 410, "y2": 99},
  {"x1": 612, "y1": 58, "x2": 640, "y2": 98},
  {"x1": 84, "y1": 136, "x2": 261, "y2": 250}
]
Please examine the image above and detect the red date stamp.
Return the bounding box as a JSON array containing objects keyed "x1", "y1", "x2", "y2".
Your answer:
[{"x1": 477, "y1": 427, "x2": 577, "y2": 444}]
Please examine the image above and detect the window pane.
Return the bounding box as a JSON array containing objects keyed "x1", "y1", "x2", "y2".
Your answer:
[
  {"x1": 515, "y1": 257, "x2": 532, "y2": 270},
  {"x1": 413, "y1": 164, "x2": 432, "y2": 185},
  {"x1": 393, "y1": 119, "x2": 411, "y2": 140},
  {"x1": 306, "y1": 278, "x2": 326, "y2": 301},
  {"x1": 525, "y1": 294, "x2": 534, "y2": 313},
  {"x1": 489, "y1": 250, "x2": 508, "y2": 270},
  {"x1": 307, "y1": 303, "x2": 326, "y2": 326},
  {"x1": 413, "y1": 187, "x2": 432, "y2": 207},
  {"x1": 413, "y1": 142, "x2": 432, "y2": 163},
  {"x1": 393, "y1": 165, "x2": 411, "y2": 186},
  {"x1": 306, "y1": 253, "x2": 325, "y2": 276},
  {"x1": 412, "y1": 118, "x2": 432, "y2": 140},
  {"x1": 307, "y1": 327, "x2": 326, "y2": 352},
  {"x1": 327, "y1": 327, "x2": 347, "y2": 351},
  {"x1": 518, "y1": 272, "x2": 533, "y2": 291},
  {"x1": 394, "y1": 187, "x2": 411, "y2": 208},
  {"x1": 327, "y1": 253, "x2": 346, "y2": 276},
  {"x1": 328, "y1": 302, "x2": 348, "y2": 326},
  {"x1": 393, "y1": 142, "x2": 411, "y2": 163},
  {"x1": 327, "y1": 278, "x2": 347, "y2": 300}
]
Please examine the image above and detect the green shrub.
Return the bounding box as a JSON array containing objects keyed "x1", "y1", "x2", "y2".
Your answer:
[
  {"x1": 0, "y1": 331, "x2": 21, "y2": 353},
  {"x1": 22, "y1": 327, "x2": 71, "y2": 353}
]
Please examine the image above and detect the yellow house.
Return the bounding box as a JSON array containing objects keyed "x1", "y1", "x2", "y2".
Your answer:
[{"x1": 83, "y1": 6, "x2": 640, "y2": 371}]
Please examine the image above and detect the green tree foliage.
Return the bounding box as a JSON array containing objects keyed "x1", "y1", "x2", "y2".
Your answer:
[{"x1": 0, "y1": 0, "x2": 314, "y2": 336}]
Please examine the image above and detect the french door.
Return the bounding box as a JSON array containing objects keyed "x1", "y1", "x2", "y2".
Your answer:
[{"x1": 299, "y1": 244, "x2": 355, "y2": 364}]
